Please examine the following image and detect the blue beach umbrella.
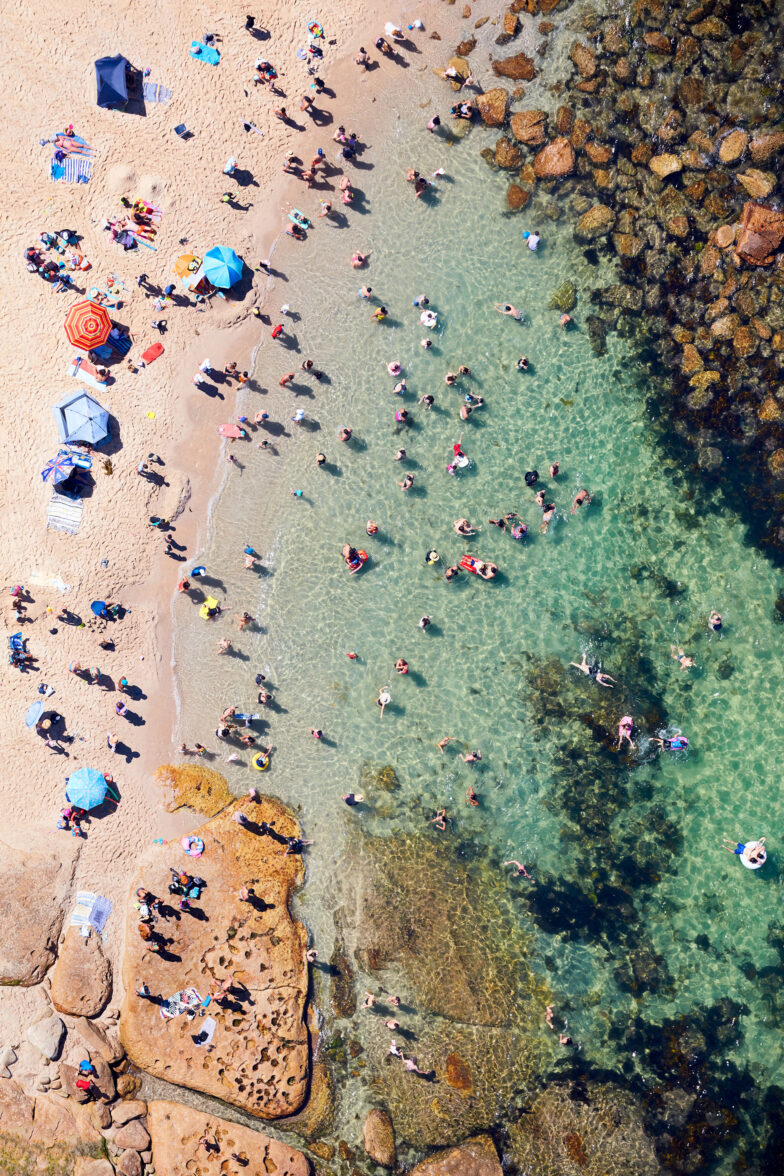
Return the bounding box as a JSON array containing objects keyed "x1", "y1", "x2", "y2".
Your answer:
[
  {"x1": 66, "y1": 767, "x2": 111, "y2": 809},
  {"x1": 25, "y1": 700, "x2": 45, "y2": 728},
  {"x1": 200, "y1": 246, "x2": 243, "y2": 289},
  {"x1": 52, "y1": 391, "x2": 110, "y2": 446},
  {"x1": 41, "y1": 451, "x2": 76, "y2": 485}
]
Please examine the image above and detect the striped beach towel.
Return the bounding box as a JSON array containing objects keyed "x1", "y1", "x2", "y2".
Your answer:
[
  {"x1": 47, "y1": 491, "x2": 83, "y2": 535},
  {"x1": 51, "y1": 155, "x2": 92, "y2": 183},
  {"x1": 70, "y1": 892, "x2": 113, "y2": 932},
  {"x1": 143, "y1": 82, "x2": 172, "y2": 105}
]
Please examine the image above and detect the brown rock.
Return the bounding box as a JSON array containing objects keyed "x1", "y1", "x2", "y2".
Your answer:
[
  {"x1": 693, "y1": 17, "x2": 729, "y2": 38},
  {"x1": 593, "y1": 168, "x2": 614, "y2": 190},
  {"x1": 603, "y1": 23, "x2": 627, "y2": 54},
  {"x1": 569, "y1": 42, "x2": 596, "y2": 78},
  {"x1": 445, "y1": 1052, "x2": 473, "y2": 1091},
  {"x1": 59, "y1": 1063, "x2": 90, "y2": 1104},
  {"x1": 675, "y1": 35, "x2": 699, "y2": 68},
  {"x1": 364, "y1": 1108, "x2": 396, "y2": 1167},
  {"x1": 32, "y1": 1093, "x2": 103, "y2": 1149},
  {"x1": 148, "y1": 1099, "x2": 310, "y2": 1176},
  {"x1": 462, "y1": 5, "x2": 471, "y2": 17},
  {"x1": 409, "y1": 1134, "x2": 502, "y2": 1176},
  {"x1": 88, "y1": 1102, "x2": 112, "y2": 1131},
  {"x1": 718, "y1": 129, "x2": 749, "y2": 164},
  {"x1": 76, "y1": 1017, "x2": 124, "y2": 1066},
  {"x1": 682, "y1": 344, "x2": 704, "y2": 374},
  {"x1": 753, "y1": 317, "x2": 772, "y2": 340},
  {"x1": 570, "y1": 119, "x2": 590, "y2": 150},
  {"x1": 574, "y1": 204, "x2": 616, "y2": 240},
  {"x1": 678, "y1": 76, "x2": 703, "y2": 106},
  {"x1": 736, "y1": 169, "x2": 775, "y2": 199},
  {"x1": 649, "y1": 153, "x2": 682, "y2": 178},
  {"x1": 759, "y1": 397, "x2": 782, "y2": 422},
  {"x1": 51, "y1": 926, "x2": 112, "y2": 1018},
  {"x1": 734, "y1": 326, "x2": 758, "y2": 357},
  {"x1": 685, "y1": 179, "x2": 707, "y2": 203},
  {"x1": 475, "y1": 89, "x2": 509, "y2": 126},
  {"x1": 116, "y1": 1152, "x2": 142, "y2": 1176},
  {"x1": 539, "y1": 0, "x2": 562, "y2": 12},
  {"x1": 682, "y1": 149, "x2": 708, "y2": 168},
  {"x1": 749, "y1": 132, "x2": 784, "y2": 164},
  {"x1": 539, "y1": 21, "x2": 554, "y2": 34},
  {"x1": 705, "y1": 297, "x2": 729, "y2": 322},
  {"x1": 533, "y1": 137, "x2": 575, "y2": 179},
  {"x1": 506, "y1": 184, "x2": 530, "y2": 210},
  {"x1": 502, "y1": 11, "x2": 519, "y2": 38},
  {"x1": 120, "y1": 800, "x2": 309, "y2": 1119},
  {"x1": 0, "y1": 842, "x2": 73, "y2": 985},
  {"x1": 612, "y1": 233, "x2": 645, "y2": 257},
  {"x1": 614, "y1": 56, "x2": 634, "y2": 83},
  {"x1": 711, "y1": 314, "x2": 739, "y2": 340},
  {"x1": 555, "y1": 105, "x2": 573, "y2": 134},
  {"x1": 667, "y1": 215, "x2": 690, "y2": 238},
  {"x1": 520, "y1": 163, "x2": 536, "y2": 182},
  {"x1": 494, "y1": 137, "x2": 522, "y2": 168},
  {"x1": 575, "y1": 78, "x2": 601, "y2": 93},
  {"x1": 672, "y1": 326, "x2": 692, "y2": 345},
  {"x1": 74, "y1": 1161, "x2": 114, "y2": 1176},
  {"x1": 631, "y1": 142, "x2": 653, "y2": 165},
  {"x1": 644, "y1": 32, "x2": 671, "y2": 52},
  {"x1": 584, "y1": 140, "x2": 613, "y2": 165},
  {"x1": 769, "y1": 450, "x2": 784, "y2": 477},
  {"x1": 455, "y1": 38, "x2": 476, "y2": 56},
  {"x1": 735, "y1": 201, "x2": 784, "y2": 266},
  {"x1": 111, "y1": 1099, "x2": 147, "y2": 1126},
  {"x1": 509, "y1": 110, "x2": 547, "y2": 145},
  {"x1": 115, "y1": 1073, "x2": 140, "y2": 1098},
  {"x1": 689, "y1": 370, "x2": 721, "y2": 393},
  {"x1": 113, "y1": 1119, "x2": 151, "y2": 1151},
  {"x1": 492, "y1": 52, "x2": 535, "y2": 80}
]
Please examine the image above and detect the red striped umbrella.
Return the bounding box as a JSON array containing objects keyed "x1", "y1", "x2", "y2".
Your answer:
[{"x1": 64, "y1": 300, "x2": 112, "y2": 350}]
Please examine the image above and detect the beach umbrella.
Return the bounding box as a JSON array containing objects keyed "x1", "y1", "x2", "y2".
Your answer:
[
  {"x1": 174, "y1": 253, "x2": 200, "y2": 277},
  {"x1": 41, "y1": 451, "x2": 76, "y2": 485},
  {"x1": 64, "y1": 300, "x2": 113, "y2": 350},
  {"x1": 25, "y1": 700, "x2": 45, "y2": 729},
  {"x1": 200, "y1": 246, "x2": 243, "y2": 289},
  {"x1": 52, "y1": 391, "x2": 110, "y2": 445},
  {"x1": 66, "y1": 767, "x2": 109, "y2": 809}
]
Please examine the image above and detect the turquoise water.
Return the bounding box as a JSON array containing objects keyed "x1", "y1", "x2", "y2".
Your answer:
[{"x1": 172, "y1": 13, "x2": 784, "y2": 1170}]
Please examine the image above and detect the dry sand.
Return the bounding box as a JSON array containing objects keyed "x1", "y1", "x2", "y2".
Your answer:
[{"x1": 0, "y1": 0, "x2": 453, "y2": 1074}]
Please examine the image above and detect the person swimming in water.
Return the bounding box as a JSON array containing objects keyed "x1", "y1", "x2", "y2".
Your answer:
[
  {"x1": 494, "y1": 302, "x2": 523, "y2": 320},
  {"x1": 709, "y1": 610, "x2": 722, "y2": 631},
  {"x1": 671, "y1": 646, "x2": 696, "y2": 671},
  {"x1": 571, "y1": 489, "x2": 591, "y2": 514},
  {"x1": 651, "y1": 733, "x2": 689, "y2": 751},
  {"x1": 453, "y1": 518, "x2": 477, "y2": 536},
  {"x1": 616, "y1": 716, "x2": 634, "y2": 750},
  {"x1": 570, "y1": 653, "x2": 616, "y2": 688}
]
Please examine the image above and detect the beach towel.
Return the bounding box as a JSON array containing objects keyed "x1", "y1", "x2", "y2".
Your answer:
[
  {"x1": 141, "y1": 342, "x2": 164, "y2": 364},
  {"x1": 142, "y1": 82, "x2": 172, "y2": 104},
  {"x1": 193, "y1": 1016, "x2": 216, "y2": 1047},
  {"x1": 190, "y1": 41, "x2": 221, "y2": 65},
  {"x1": 69, "y1": 892, "x2": 111, "y2": 931},
  {"x1": 68, "y1": 358, "x2": 109, "y2": 392},
  {"x1": 51, "y1": 155, "x2": 92, "y2": 183},
  {"x1": 160, "y1": 986, "x2": 202, "y2": 1020},
  {"x1": 91, "y1": 343, "x2": 113, "y2": 362},
  {"x1": 47, "y1": 491, "x2": 83, "y2": 535},
  {"x1": 108, "y1": 332, "x2": 132, "y2": 356}
]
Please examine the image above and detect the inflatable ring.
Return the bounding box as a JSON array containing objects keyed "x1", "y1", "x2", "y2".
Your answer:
[
  {"x1": 308, "y1": 21, "x2": 324, "y2": 37},
  {"x1": 740, "y1": 840, "x2": 766, "y2": 869},
  {"x1": 181, "y1": 835, "x2": 204, "y2": 858},
  {"x1": 420, "y1": 310, "x2": 437, "y2": 328},
  {"x1": 253, "y1": 752, "x2": 270, "y2": 771}
]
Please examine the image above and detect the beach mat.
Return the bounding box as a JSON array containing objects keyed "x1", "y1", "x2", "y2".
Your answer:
[
  {"x1": 190, "y1": 41, "x2": 221, "y2": 65},
  {"x1": 47, "y1": 491, "x2": 83, "y2": 535},
  {"x1": 68, "y1": 358, "x2": 109, "y2": 392},
  {"x1": 51, "y1": 155, "x2": 92, "y2": 183},
  {"x1": 70, "y1": 892, "x2": 113, "y2": 933},
  {"x1": 141, "y1": 342, "x2": 164, "y2": 364},
  {"x1": 109, "y1": 333, "x2": 132, "y2": 356},
  {"x1": 143, "y1": 82, "x2": 172, "y2": 104}
]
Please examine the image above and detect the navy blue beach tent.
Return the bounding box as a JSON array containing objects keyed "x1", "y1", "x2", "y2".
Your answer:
[{"x1": 95, "y1": 55, "x2": 129, "y2": 108}]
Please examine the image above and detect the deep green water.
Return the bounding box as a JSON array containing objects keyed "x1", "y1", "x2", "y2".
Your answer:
[{"x1": 172, "y1": 8, "x2": 784, "y2": 1170}]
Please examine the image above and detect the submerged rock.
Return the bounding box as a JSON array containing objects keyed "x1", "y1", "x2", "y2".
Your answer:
[
  {"x1": 51, "y1": 926, "x2": 112, "y2": 1018},
  {"x1": 734, "y1": 201, "x2": 784, "y2": 266},
  {"x1": 494, "y1": 137, "x2": 522, "y2": 168},
  {"x1": 120, "y1": 797, "x2": 309, "y2": 1118},
  {"x1": 491, "y1": 52, "x2": 535, "y2": 81},
  {"x1": 533, "y1": 137, "x2": 575, "y2": 178},
  {"x1": 147, "y1": 1100, "x2": 310, "y2": 1176},
  {"x1": 409, "y1": 1134, "x2": 502, "y2": 1175},
  {"x1": 548, "y1": 280, "x2": 576, "y2": 312},
  {"x1": 718, "y1": 128, "x2": 749, "y2": 164},
  {"x1": 363, "y1": 1107, "x2": 395, "y2": 1167},
  {"x1": 509, "y1": 109, "x2": 547, "y2": 145},
  {"x1": 507, "y1": 184, "x2": 530, "y2": 210},
  {"x1": 736, "y1": 169, "x2": 775, "y2": 199},
  {"x1": 569, "y1": 42, "x2": 597, "y2": 78},
  {"x1": 749, "y1": 131, "x2": 784, "y2": 163},
  {"x1": 649, "y1": 153, "x2": 682, "y2": 178},
  {"x1": 575, "y1": 204, "x2": 615, "y2": 240},
  {"x1": 475, "y1": 88, "x2": 509, "y2": 126}
]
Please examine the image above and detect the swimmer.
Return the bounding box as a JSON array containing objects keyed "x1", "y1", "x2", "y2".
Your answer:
[
  {"x1": 517, "y1": 355, "x2": 529, "y2": 370},
  {"x1": 279, "y1": 372, "x2": 295, "y2": 386},
  {"x1": 540, "y1": 504, "x2": 555, "y2": 533},
  {"x1": 395, "y1": 409, "x2": 409, "y2": 424},
  {"x1": 373, "y1": 306, "x2": 388, "y2": 322},
  {"x1": 504, "y1": 860, "x2": 534, "y2": 879},
  {"x1": 419, "y1": 393, "x2": 434, "y2": 409},
  {"x1": 454, "y1": 518, "x2": 477, "y2": 536},
  {"x1": 362, "y1": 992, "x2": 377, "y2": 1008},
  {"x1": 466, "y1": 785, "x2": 479, "y2": 806},
  {"x1": 385, "y1": 1018, "x2": 400, "y2": 1030},
  {"x1": 524, "y1": 469, "x2": 539, "y2": 487},
  {"x1": 460, "y1": 404, "x2": 473, "y2": 420},
  {"x1": 545, "y1": 1006, "x2": 555, "y2": 1030},
  {"x1": 615, "y1": 715, "x2": 634, "y2": 750},
  {"x1": 570, "y1": 654, "x2": 616, "y2": 688},
  {"x1": 420, "y1": 338, "x2": 433, "y2": 349},
  {"x1": 560, "y1": 313, "x2": 572, "y2": 329},
  {"x1": 398, "y1": 473, "x2": 414, "y2": 490},
  {"x1": 437, "y1": 736, "x2": 457, "y2": 753},
  {"x1": 709, "y1": 610, "x2": 722, "y2": 631},
  {"x1": 722, "y1": 837, "x2": 766, "y2": 866},
  {"x1": 316, "y1": 452, "x2": 326, "y2": 466},
  {"x1": 377, "y1": 688, "x2": 391, "y2": 718},
  {"x1": 318, "y1": 200, "x2": 332, "y2": 217},
  {"x1": 352, "y1": 252, "x2": 369, "y2": 268},
  {"x1": 359, "y1": 286, "x2": 373, "y2": 298},
  {"x1": 445, "y1": 564, "x2": 460, "y2": 581},
  {"x1": 387, "y1": 359, "x2": 401, "y2": 375},
  {"x1": 429, "y1": 808, "x2": 447, "y2": 831},
  {"x1": 237, "y1": 612, "x2": 252, "y2": 630},
  {"x1": 395, "y1": 658, "x2": 409, "y2": 675},
  {"x1": 671, "y1": 646, "x2": 696, "y2": 671},
  {"x1": 651, "y1": 734, "x2": 690, "y2": 751},
  {"x1": 413, "y1": 294, "x2": 429, "y2": 307},
  {"x1": 426, "y1": 549, "x2": 439, "y2": 564},
  {"x1": 460, "y1": 749, "x2": 482, "y2": 764},
  {"x1": 458, "y1": 365, "x2": 471, "y2": 376},
  {"x1": 535, "y1": 489, "x2": 546, "y2": 508},
  {"x1": 394, "y1": 448, "x2": 406, "y2": 461},
  {"x1": 366, "y1": 521, "x2": 379, "y2": 535},
  {"x1": 550, "y1": 462, "x2": 560, "y2": 478},
  {"x1": 445, "y1": 372, "x2": 457, "y2": 385},
  {"x1": 494, "y1": 302, "x2": 523, "y2": 320},
  {"x1": 418, "y1": 615, "x2": 431, "y2": 630},
  {"x1": 310, "y1": 728, "x2": 323, "y2": 740},
  {"x1": 339, "y1": 427, "x2": 353, "y2": 442},
  {"x1": 394, "y1": 380, "x2": 407, "y2": 395},
  {"x1": 571, "y1": 489, "x2": 591, "y2": 514}
]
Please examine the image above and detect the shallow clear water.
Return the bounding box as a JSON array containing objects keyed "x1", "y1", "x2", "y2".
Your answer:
[{"x1": 172, "y1": 8, "x2": 784, "y2": 1167}]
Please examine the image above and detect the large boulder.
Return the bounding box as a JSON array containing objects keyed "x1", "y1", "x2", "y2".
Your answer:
[
  {"x1": 509, "y1": 110, "x2": 547, "y2": 145},
  {"x1": 116, "y1": 1152, "x2": 142, "y2": 1176},
  {"x1": 51, "y1": 926, "x2": 112, "y2": 1018},
  {"x1": 111, "y1": 1099, "x2": 147, "y2": 1126},
  {"x1": 113, "y1": 1118, "x2": 151, "y2": 1151},
  {"x1": 75, "y1": 1016, "x2": 124, "y2": 1065},
  {"x1": 364, "y1": 1107, "x2": 395, "y2": 1166},
  {"x1": 120, "y1": 798, "x2": 309, "y2": 1118},
  {"x1": 27, "y1": 1013, "x2": 66, "y2": 1061},
  {"x1": 575, "y1": 205, "x2": 616, "y2": 240},
  {"x1": 147, "y1": 1099, "x2": 310, "y2": 1175},
  {"x1": 491, "y1": 52, "x2": 535, "y2": 80},
  {"x1": 0, "y1": 842, "x2": 73, "y2": 985},
  {"x1": 533, "y1": 138, "x2": 575, "y2": 179},
  {"x1": 475, "y1": 89, "x2": 509, "y2": 126},
  {"x1": 409, "y1": 1134, "x2": 502, "y2": 1175},
  {"x1": 734, "y1": 201, "x2": 784, "y2": 266}
]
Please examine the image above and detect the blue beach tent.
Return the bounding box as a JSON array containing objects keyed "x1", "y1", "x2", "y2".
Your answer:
[{"x1": 95, "y1": 55, "x2": 129, "y2": 109}]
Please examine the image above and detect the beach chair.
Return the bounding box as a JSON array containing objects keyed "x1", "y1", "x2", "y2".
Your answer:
[{"x1": 174, "y1": 123, "x2": 193, "y2": 140}]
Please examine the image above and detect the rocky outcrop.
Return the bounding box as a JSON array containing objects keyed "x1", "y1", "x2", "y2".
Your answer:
[
  {"x1": 75, "y1": 1160, "x2": 115, "y2": 1176},
  {"x1": 491, "y1": 52, "x2": 535, "y2": 80},
  {"x1": 409, "y1": 1134, "x2": 502, "y2": 1175},
  {"x1": 734, "y1": 201, "x2": 784, "y2": 266},
  {"x1": 475, "y1": 89, "x2": 509, "y2": 127},
  {"x1": 0, "y1": 1081, "x2": 104, "y2": 1172},
  {"x1": 364, "y1": 1107, "x2": 395, "y2": 1166},
  {"x1": 120, "y1": 797, "x2": 309, "y2": 1118},
  {"x1": 27, "y1": 1013, "x2": 66, "y2": 1061},
  {"x1": 0, "y1": 843, "x2": 73, "y2": 985},
  {"x1": 75, "y1": 1016, "x2": 124, "y2": 1065},
  {"x1": 575, "y1": 205, "x2": 616, "y2": 240},
  {"x1": 533, "y1": 138, "x2": 575, "y2": 179},
  {"x1": 51, "y1": 926, "x2": 112, "y2": 1018},
  {"x1": 509, "y1": 110, "x2": 547, "y2": 146},
  {"x1": 113, "y1": 1118, "x2": 150, "y2": 1151},
  {"x1": 147, "y1": 1099, "x2": 310, "y2": 1175}
]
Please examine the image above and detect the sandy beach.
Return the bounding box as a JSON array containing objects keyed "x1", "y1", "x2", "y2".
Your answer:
[{"x1": 0, "y1": 0, "x2": 449, "y2": 1092}]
